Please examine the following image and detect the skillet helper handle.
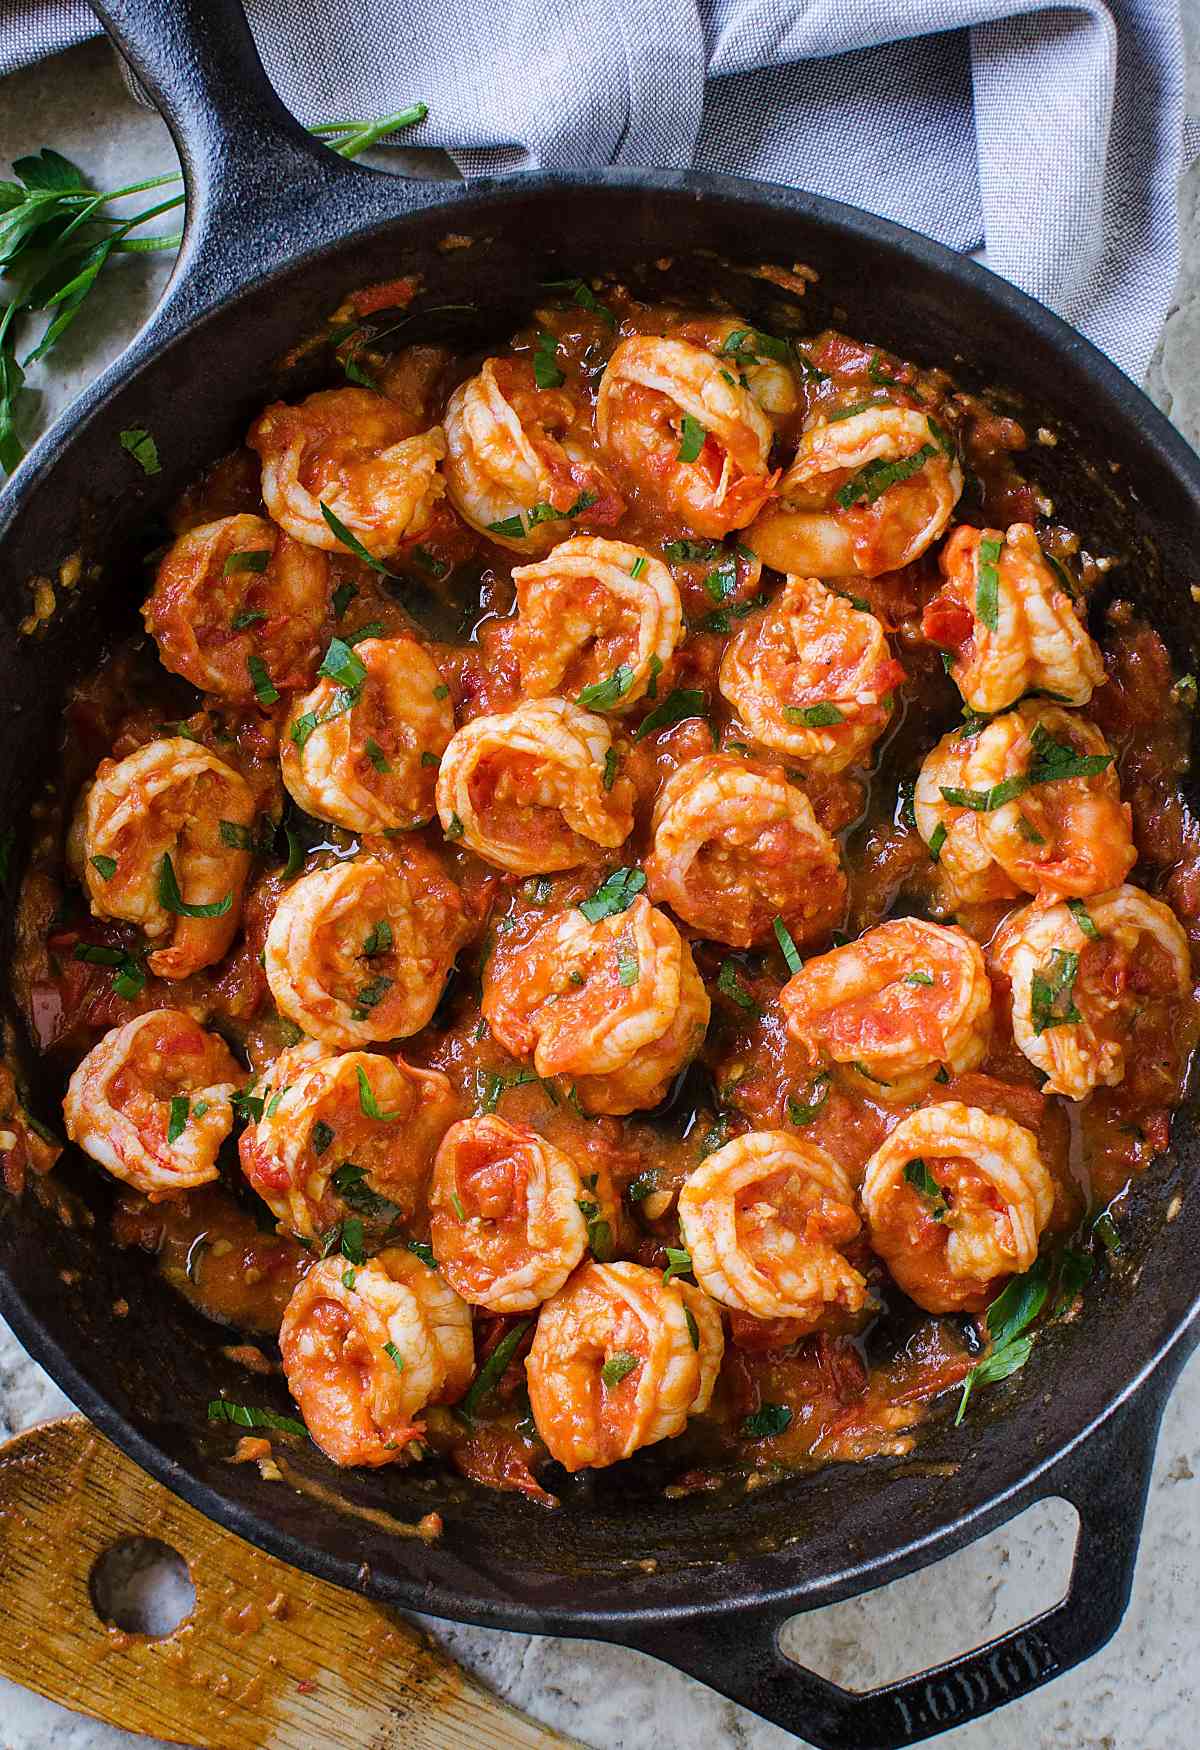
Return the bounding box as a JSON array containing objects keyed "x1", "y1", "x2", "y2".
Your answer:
[
  {"x1": 0, "y1": 1414, "x2": 568, "y2": 1749},
  {"x1": 87, "y1": 0, "x2": 448, "y2": 307},
  {"x1": 630, "y1": 1379, "x2": 1169, "y2": 1750}
]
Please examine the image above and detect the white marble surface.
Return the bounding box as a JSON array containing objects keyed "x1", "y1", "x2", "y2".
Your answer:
[{"x1": 2, "y1": 33, "x2": 1199, "y2": 1750}]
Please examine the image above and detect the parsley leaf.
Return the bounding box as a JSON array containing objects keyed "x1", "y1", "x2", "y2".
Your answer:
[
  {"x1": 119, "y1": 427, "x2": 160, "y2": 475},
  {"x1": 835, "y1": 443, "x2": 936, "y2": 509},
  {"x1": 676, "y1": 415, "x2": 706, "y2": 463},
  {"x1": 580, "y1": 866, "x2": 645, "y2": 922},
  {"x1": 975, "y1": 535, "x2": 1003, "y2": 633},
  {"x1": 578, "y1": 664, "x2": 634, "y2": 710},
  {"x1": 157, "y1": 853, "x2": 231, "y2": 919},
  {"x1": 600, "y1": 1351, "x2": 638, "y2": 1387},
  {"x1": 773, "y1": 915, "x2": 803, "y2": 975},
  {"x1": 633, "y1": 687, "x2": 706, "y2": 741}
]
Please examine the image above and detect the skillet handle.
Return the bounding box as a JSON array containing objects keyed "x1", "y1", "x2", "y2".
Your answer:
[
  {"x1": 628, "y1": 1377, "x2": 1171, "y2": 1750},
  {"x1": 88, "y1": 0, "x2": 448, "y2": 308}
]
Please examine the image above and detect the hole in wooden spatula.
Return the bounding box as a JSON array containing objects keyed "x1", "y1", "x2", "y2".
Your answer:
[{"x1": 88, "y1": 1536, "x2": 196, "y2": 1637}]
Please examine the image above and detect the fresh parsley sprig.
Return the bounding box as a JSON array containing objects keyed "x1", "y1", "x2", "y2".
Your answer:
[{"x1": 0, "y1": 107, "x2": 427, "y2": 475}]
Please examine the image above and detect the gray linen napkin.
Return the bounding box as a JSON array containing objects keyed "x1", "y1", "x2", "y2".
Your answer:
[{"x1": 0, "y1": 0, "x2": 1194, "y2": 382}]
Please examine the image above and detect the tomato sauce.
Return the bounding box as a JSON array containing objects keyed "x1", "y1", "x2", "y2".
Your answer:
[{"x1": 7, "y1": 289, "x2": 1199, "y2": 1502}]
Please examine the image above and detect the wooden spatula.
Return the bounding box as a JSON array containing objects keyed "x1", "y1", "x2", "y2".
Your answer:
[{"x1": 0, "y1": 1414, "x2": 573, "y2": 1748}]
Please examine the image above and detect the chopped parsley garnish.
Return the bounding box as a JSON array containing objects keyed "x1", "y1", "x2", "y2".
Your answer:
[
  {"x1": 166, "y1": 1096, "x2": 189, "y2": 1144},
  {"x1": 339, "y1": 1218, "x2": 366, "y2": 1264},
  {"x1": 408, "y1": 1239, "x2": 437, "y2": 1269},
  {"x1": 317, "y1": 635, "x2": 367, "y2": 692},
  {"x1": 231, "y1": 1088, "x2": 264, "y2": 1124},
  {"x1": 224, "y1": 549, "x2": 270, "y2": 576},
  {"x1": 319, "y1": 502, "x2": 396, "y2": 577},
  {"x1": 787, "y1": 1073, "x2": 831, "y2": 1127},
  {"x1": 533, "y1": 328, "x2": 564, "y2": 389},
  {"x1": 382, "y1": 1340, "x2": 405, "y2": 1373},
  {"x1": 975, "y1": 535, "x2": 1003, "y2": 633},
  {"x1": 580, "y1": 866, "x2": 645, "y2": 922},
  {"x1": 89, "y1": 854, "x2": 117, "y2": 880},
  {"x1": 1030, "y1": 949, "x2": 1082, "y2": 1035},
  {"x1": 290, "y1": 686, "x2": 358, "y2": 751},
  {"x1": 218, "y1": 820, "x2": 255, "y2": 852},
  {"x1": 445, "y1": 812, "x2": 465, "y2": 840},
  {"x1": 600, "y1": 1351, "x2": 638, "y2": 1387},
  {"x1": 627, "y1": 1172, "x2": 658, "y2": 1203},
  {"x1": 704, "y1": 557, "x2": 737, "y2": 603},
  {"x1": 617, "y1": 954, "x2": 639, "y2": 987},
  {"x1": 664, "y1": 539, "x2": 719, "y2": 563},
  {"x1": 329, "y1": 1162, "x2": 399, "y2": 1219},
  {"x1": 264, "y1": 1090, "x2": 284, "y2": 1119},
  {"x1": 851, "y1": 1060, "x2": 891, "y2": 1086},
  {"x1": 956, "y1": 1254, "x2": 1052, "y2": 1423},
  {"x1": 543, "y1": 276, "x2": 616, "y2": 325},
  {"x1": 157, "y1": 853, "x2": 231, "y2": 919},
  {"x1": 783, "y1": 702, "x2": 844, "y2": 728},
  {"x1": 477, "y1": 1066, "x2": 538, "y2": 1115},
  {"x1": 684, "y1": 1306, "x2": 700, "y2": 1349},
  {"x1": 928, "y1": 821, "x2": 947, "y2": 862},
  {"x1": 603, "y1": 747, "x2": 619, "y2": 791},
  {"x1": 676, "y1": 415, "x2": 707, "y2": 463},
  {"x1": 342, "y1": 1267, "x2": 357, "y2": 1290},
  {"x1": 364, "y1": 737, "x2": 391, "y2": 773},
  {"x1": 1067, "y1": 898, "x2": 1098, "y2": 938},
  {"x1": 716, "y1": 958, "x2": 756, "y2": 1010},
  {"x1": 487, "y1": 513, "x2": 527, "y2": 540},
  {"x1": 721, "y1": 325, "x2": 790, "y2": 363},
  {"x1": 904, "y1": 970, "x2": 934, "y2": 987},
  {"x1": 742, "y1": 1403, "x2": 792, "y2": 1438},
  {"x1": 633, "y1": 687, "x2": 706, "y2": 740},
  {"x1": 310, "y1": 1120, "x2": 334, "y2": 1156},
  {"x1": 350, "y1": 975, "x2": 393, "y2": 1021},
  {"x1": 904, "y1": 1158, "x2": 948, "y2": 1220},
  {"x1": 356, "y1": 1064, "x2": 400, "y2": 1123},
  {"x1": 773, "y1": 916, "x2": 803, "y2": 975},
  {"x1": 362, "y1": 919, "x2": 393, "y2": 957},
  {"x1": 630, "y1": 555, "x2": 648, "y2": 581},
  {"x1": 939, "y1": 723, "x2": 1113, "y2": 814},
  {"x1": 207, "y1": 1399, "x2": 307, "y2": 1439},
  {"x1": 835, "y1": 442, "x2": 937, "y2": 509},
  {"x1": 119, "y1": 427, "x2": 160, "y2": 475},
  {"x1": 282, "y1": 827, "x2": 303, "y2": 880},
  {"x1": 578, "y1": 664, "x2": 634, "y2": 710},
  {"x1": 458, "y1": 1316, "x2": 534, "y2": 1422},
  {"x1": 433, "y1": 681, "x2": 450, "y2": 700},
  {"x1": 662, "y1": 1246, "x2": 692, "y2": 1284},
  {"x1": 331, "y1": 580, "x2": 358, "y2": 619},
  {"x1": 246, "y1": 654, "x2": 279, "y2": 705}
]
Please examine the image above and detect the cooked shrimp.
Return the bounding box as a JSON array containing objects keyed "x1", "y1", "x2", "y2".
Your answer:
[
  {"x1": 749, "y1": 404, "x2": 962, "y2": 577},
  {"x1": 670, "y1": 316, "x2": 801, "y2": 416},
  {"x1": 281, "y1": 636, "x2": 453, "y2": 834},
  {"x1": 239, "y1": 1042, "x2": 458, "y2": 1240},
  {"x1": 780, "y1": 916, "x2": 993, "y2": 1102},
  {"x1": 991, "y1": 886, "x2": 1191, "y2": 1099},
  {"x1": 79, "y1": 737, "x2": 254, "y2": 979},
  {"x1": 526, "y1": 1260, "x2": 723, "y2": 1470},
  {"x1": 63, "y1": 1010, "x2": 243, "y2": 1200},
  {"x1": 443, "y1": 358, "x2": 616, "y2": 554},
  {"x1": 939, "y1": 701, "x2": 1134, "y2": 899},
  {"x1": 483, "y1": 894, "x2": 710, "y2": 1115},
  {"x1": 249, "y1": 386, "x2": 445, "y2": 558},
  {"x1": 914, "y1": 727, "x2": 1022, "y2": 907},
  {"x1": 860, "y1": 1102, "x2": 1053, "y2": 1314},
  {"x1": 923, "y1": 524, "x2": 1105, "y2": 714},
  {"x1": 644, "y1": 752, "x2": 845, "y2": 948},
  {"x1": 429, "y1": 1116, "x2": 588, "y2": 1312},
  {"x1": 143, "y1": 513, "x2": 332, "y2": 701},
  {"x1": 718, "y1": 578, "x2": 905, "y2": 773},
  {"x1": 435, "y1": 697, "x2": 634, "y2": 875},
  {"x1": 510, "y1": 536, "x2": 682, "y2": 710},
  {"x1": 279, "y1": 1248, "x2": 473, "y2": 1467},
  {"x1": 596, "y1": 337, "x2": 778, "y2": 537},
  {"x1": 265, "y1": 854, "x2": 467, "y2": 1045},
  {"x1": 678, "y1": 1131, "x2": 866, "y2": 1329}
]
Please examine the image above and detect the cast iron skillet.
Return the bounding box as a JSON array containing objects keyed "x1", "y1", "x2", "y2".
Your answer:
[{"x1": 2, "y1": 2, "x2": 1199, "y2": 1744}]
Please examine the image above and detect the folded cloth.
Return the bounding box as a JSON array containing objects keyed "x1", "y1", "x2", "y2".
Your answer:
[{"x1": 0, "y1": 0, "x2": 1193, "y2": 381}]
